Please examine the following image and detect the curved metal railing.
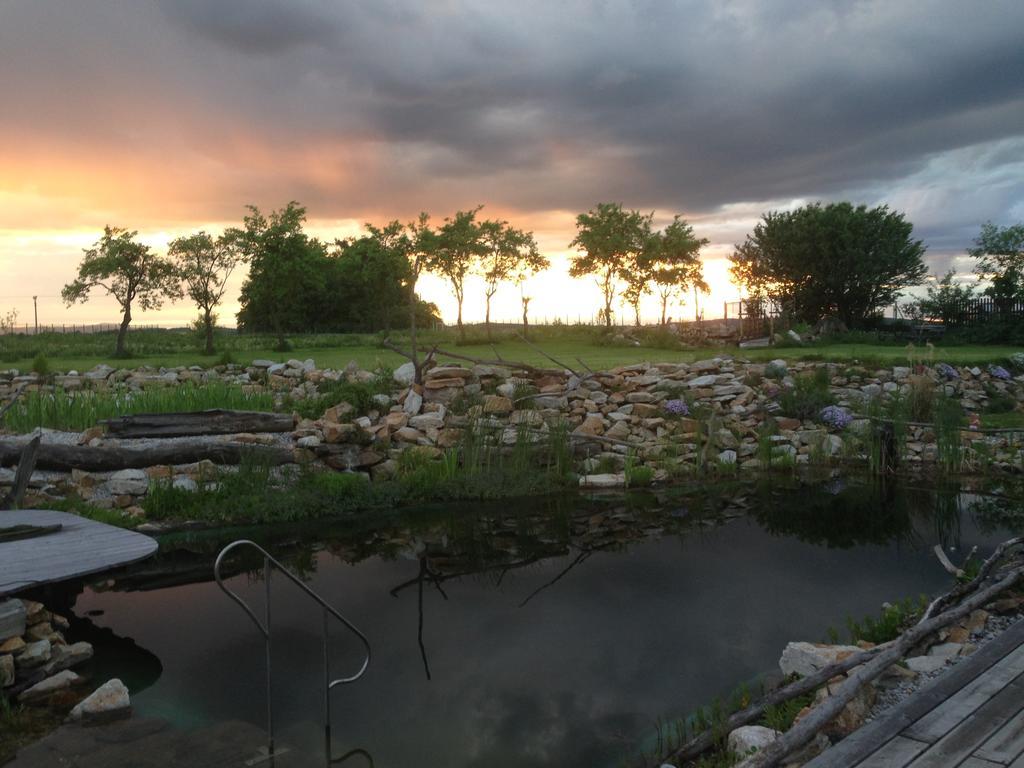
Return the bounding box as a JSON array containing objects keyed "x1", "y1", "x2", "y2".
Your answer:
[{"x1": 214, "y1": 539, "x2": 371, "y2": 765}]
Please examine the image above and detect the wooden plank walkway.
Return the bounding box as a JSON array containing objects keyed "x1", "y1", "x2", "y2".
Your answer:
[
  {"x1": 0, "y1": 509, "x2": 158, "y2": 597},
  {"x1": 807, "y1": 618, "x2": 1024, "y2": 767}
]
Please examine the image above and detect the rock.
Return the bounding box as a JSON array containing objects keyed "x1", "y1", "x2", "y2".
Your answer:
[
  {"x1": 408, "y1": 414, "x2": 444, "y2": 431},
  {"x1": 323, "y1": 402, "x2": 355, "y2": 423},
  {"x1": 578, "y1": 473, "x2": 626, "y2": 488},
  {"x1": 107, "y1": 469, "x2": 149, "y2": 496},
  {"x1": 625, "y1": 392, "x2": 656, "y2": 404},
  {"x1": 403, "y1": 387, "x2": 424, "y2": 416},
  {"x1": 0, "y1": 599, "x2": 26, "y2": 642},
  {"x1": 296, "y1": 435, "x2": 321, "y2": 449},
  {"x1": 78, "y1": 426, "x2": 104, "y2": 445},
  {"x1": 67, "y1": 678, "x2": 131, "y2": 723},
  {"x1": 172, "y1": 476, "x2": 198, "y2": 492},
  {"x1": 393, "y1": 362, "x2": 416, "y2": 385},
  {"x1": 728, "y1": 725, "x2": 779, "y2": 756},
  {"x1": 16, "y1": 638, "x2": 51, "y2": 668},
  {"x1": 0, "y1": 636, "x2": 25, "y2": 654},
  {"x1": 0, "y1": 653, "x2": 13, "y2": 687},
  {"x1": 573, "y1": 415, "x2": 606, "y2": 437},
  {"x1": 718, "y1": 450, "x2": 738, "y2": 464},
  {"x1": 787, "y1": 329, "x2": 803, "y2": 344},
  {"x1": 426, "y1": 366, "x2": 473, "y2": 380},
  {"x1": 928, "y1": 642, "x2": 963, "y2": 659},
  {"x1": 905, "y1": 655, "x2": 948, "y2": 674},
  {"x1": 812, "y1": 680, "x2": 876, "y2": 736},
  {"x1": 19, "y1": 670, "x2": 81, "y2": 702},
  {"x1": 779, "y1": 642, "x2": 862, "y2": 677},
  {"x1": 322, "y1": 422, "x2": 360, "y2": 444},
  {"x1": 482, "y1": 395, "x2": 514, "y2": 415},
  {"x1": 44, "y1": 641, "x2": 93, "y2": 674},
  {"x1": 689, "y1": 374, "x2": 718, "y2": 388},
  {"x1": 25, "y1": 622, "x2": 54, "y2": 642}
]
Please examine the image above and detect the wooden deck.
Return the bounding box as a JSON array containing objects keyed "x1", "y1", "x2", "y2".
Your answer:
[
  {"x1": 807, "y1": 618, "x2": 1024, "y2": 768},
  {"x1": 0, "y1": 509, "x2": 158, "y2": 597}
]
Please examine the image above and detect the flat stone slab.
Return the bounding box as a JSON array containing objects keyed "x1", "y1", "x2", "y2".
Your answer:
[{"x1": 0, "y1": 510, "x2": 157, "y2": 597}]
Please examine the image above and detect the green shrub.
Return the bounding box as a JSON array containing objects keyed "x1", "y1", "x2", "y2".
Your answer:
[
  {"x1": 845, "y1": 596, "x2": 926, "y2": 644},
  {"x1": 31, "y1": 353, "x2": 50, "y2": 378},
  {"x1": 778, "y1": 368, "x2": 834, "y2": 420}
]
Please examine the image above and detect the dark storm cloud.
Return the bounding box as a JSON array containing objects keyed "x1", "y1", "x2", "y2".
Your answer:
[{"x1": 1, "y1": 0, "x2": 1023, "y2": 252}]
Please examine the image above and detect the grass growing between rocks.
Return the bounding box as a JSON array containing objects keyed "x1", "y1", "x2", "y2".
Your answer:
[
  {"x1": 138, "y1": 422, "x2": 575, "y2": 526},
  {"x1": 1, "y1": 383, "x2": 275, "y2": 432}
]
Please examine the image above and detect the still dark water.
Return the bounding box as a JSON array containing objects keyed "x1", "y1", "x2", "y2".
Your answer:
[{"x1": 68, "y1": 475, "x2": 1022, "y2": 768}]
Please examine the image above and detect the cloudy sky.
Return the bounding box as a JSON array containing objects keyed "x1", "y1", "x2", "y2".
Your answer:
[{"x1": 1, "y1": 0, "x2": 1023, "y2": 327}]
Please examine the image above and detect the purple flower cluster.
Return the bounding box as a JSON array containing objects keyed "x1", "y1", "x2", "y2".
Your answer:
[
  {"x1": 664, "y1": 398, "x2": 689, "y2": 416},
  {"x1": 820, "y1": 405, "x2": 853, "y2": 430},
  {"x1": 989, "y1": 365, "x2": 1012, "y2": 381},
  {"x1": 936, "y1": 363, "x2": 960, "y2": 380}
]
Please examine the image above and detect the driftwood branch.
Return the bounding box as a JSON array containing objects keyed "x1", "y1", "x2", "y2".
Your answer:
[
  {"x1": 668, "y1": 537, "x2": 1024, "y2": 767},
  {"x1": 0, "y1": 435, "x2": 40, "y2": 509},
  {"x1": 744, "y1": 560, "x2": 1024, "y2": 768}
]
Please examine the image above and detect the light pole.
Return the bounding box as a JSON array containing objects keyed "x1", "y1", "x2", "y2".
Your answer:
[{"x1": 33, "y1": 296, "x2": 38, "y2": 335}]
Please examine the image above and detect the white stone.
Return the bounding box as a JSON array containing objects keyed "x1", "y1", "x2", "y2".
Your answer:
[
  {"x1": 728, "y1": 725, "x2": 779, "y2": 756},
  {"x1": 689, "y1": 374, "x2": 718, "y2": 388},
  {"x1": 19, "y1": 670, "x2": 80, "y2": 702},
  {"x1": 296, "y1": 435, "x2": 321, "y2": 448},
  {"x1": 393, "y1": 362, "x2": 416, "y2": 385},
  {"x1": 928, "y1": 642, "x2": 963, "y2": 659},
  {"x1": 403, "y1": 388, "x2": 423, "y2": 416},
  {"x1": 718, "y1": 450, "x2": 738, "y2": 464},
  {"x1": 905, "y1": 655, "x2": 948, "y2": 674},
  {"x1": 16, "y1": 638, "x2": 51, "y2": 668},
  {"x1": 779, "y1": 642, "x2": 862, "y2": 677},
  {"x1": 172, "y1": 476, "x2": 198, "y2": 492},
  {"x1": 578, "y1": 473, "x2": 626, "y2": 488},
  {"x1": 68, "y1": 678, "x2": 131, "y2": 722},
  {"x1": 107, "y1": 469, "x2": 149, "y2": 496}
]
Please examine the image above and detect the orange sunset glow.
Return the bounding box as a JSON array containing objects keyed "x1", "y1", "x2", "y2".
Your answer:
[{"x1": 1, "y1": 1, "x2": 1022, "y2": 331}]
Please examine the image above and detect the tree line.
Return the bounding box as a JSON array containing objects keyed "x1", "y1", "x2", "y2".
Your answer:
[{"x1": 59, "y1": 197, "x2": 1024, "y2": 356}]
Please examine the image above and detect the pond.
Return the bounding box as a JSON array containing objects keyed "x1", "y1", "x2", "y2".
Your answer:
[{"x1": 66, "y1": 474, "x2": 1022, "y2": 768}]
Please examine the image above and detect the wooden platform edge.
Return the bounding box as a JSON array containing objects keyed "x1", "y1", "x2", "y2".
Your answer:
[{"x1": 805, "y1": 618, "x2": 1024, "y2": 768}]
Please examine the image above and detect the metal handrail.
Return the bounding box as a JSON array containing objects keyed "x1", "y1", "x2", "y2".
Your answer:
[{"x1": 214, "y1": 539, "x2": 371, "y2": 765}]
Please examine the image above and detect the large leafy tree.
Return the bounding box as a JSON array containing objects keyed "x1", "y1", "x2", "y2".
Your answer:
[
  {"x1": 729, "y1": 202, "x2": 927, "y2": 327},
  {"x1": 569, "y1": 203, "x2": 652, "y2": 328},
  {"x1": 232, "y1": 202, "x2": 329, "y2": 348},
  {"x1": 62, "y1": 226, "x2": 181, "y2": 356},
  {"x1": 969, "y1": 221, "x2": 1024, "y2": 310},
  {"x1": 645, "y1": 217, "x2": 709, "y2": 326},
  {"x1": 478, "y1": 219, "x2": 546, "y2": 339},
  {"x1": 431, "y1": 207, "x2": 486, "y2": 341},
  {"x1": 169, "y1": 231, "x2": 242, "y2": 354}
]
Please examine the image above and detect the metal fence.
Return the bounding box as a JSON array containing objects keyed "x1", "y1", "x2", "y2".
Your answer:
[{"x1": 0, "y1": 323, "x2": 175, "y2": 336}]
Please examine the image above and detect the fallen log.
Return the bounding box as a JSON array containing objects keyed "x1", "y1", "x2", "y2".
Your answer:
[
  {"x1": 102, "y1": 410, "x2": 294, "y2": 439},
  {"x1": 0, "y1": 439, "x2": 296, "y2": 472}
]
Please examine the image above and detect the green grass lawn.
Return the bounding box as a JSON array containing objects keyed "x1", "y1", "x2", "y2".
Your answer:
[
  {"x1": 3, "y1": 341, "x2": 1023, "y2": 375},
  {"x1": 1, "y1": 327, "x2": 1021, "y2": 373}
]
